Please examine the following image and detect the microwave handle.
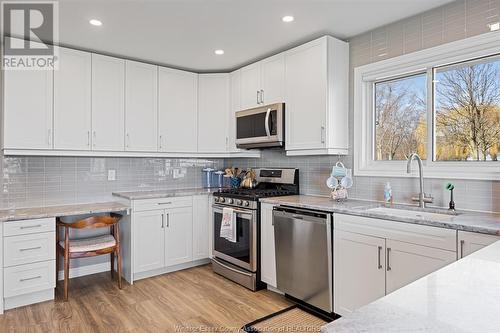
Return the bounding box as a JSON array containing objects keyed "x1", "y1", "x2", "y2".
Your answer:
[{"x1": 265, "y1": 108, "x2": 271, "y2": 137}]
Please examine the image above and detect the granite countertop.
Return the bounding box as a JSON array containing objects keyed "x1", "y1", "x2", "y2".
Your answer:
[
  {"x1": 0, "y1": 201, "x2": 130, "y2": 222},
  {"x1": 260, "y1": 195, "x2": 500, "y2": 235},
  {"x1": 322, "y1": 240, "x2": 500, "y2": 333},
  {"x1": 112, "y1": 187, "x2": 215, "y2": 200}
]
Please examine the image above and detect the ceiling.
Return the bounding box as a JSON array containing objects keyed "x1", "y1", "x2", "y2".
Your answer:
[{"x1": 53, "y1": 0, "x2": 454, "y2": 72}]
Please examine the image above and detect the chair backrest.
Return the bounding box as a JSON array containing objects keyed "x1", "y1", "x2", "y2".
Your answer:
[{"x1": 57, "y1": 214, "x2": 122, "y2": 230}]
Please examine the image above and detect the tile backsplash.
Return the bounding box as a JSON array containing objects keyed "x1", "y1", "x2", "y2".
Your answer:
[{"x1": 0, "y1": 156, "x2": 222, "y2": 209}]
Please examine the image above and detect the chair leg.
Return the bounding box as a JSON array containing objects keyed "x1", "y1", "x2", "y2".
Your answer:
[
  {"x1": 110, "y1": 253, "x2": 115, "y2": 279},
  {"x1": 64, "y1": 251, "x2": 69, "y2": 301},
  {"x1": 55, "y1": 250, "x2": 59, "y2": 289},
  {"x1": 117, "y1": 248, "x2": 123, "y2": 289}
]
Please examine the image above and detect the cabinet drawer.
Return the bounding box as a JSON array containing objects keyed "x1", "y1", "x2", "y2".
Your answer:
[
  {"x1": 4, "y1": 260, "x2": 56, "y2": 298},
  {"x1": 4, "y1": 232, "x2": 56, "y2": 267},
  {"x1": 133, "y1": 196, "x2": 192, "y2": 212},
  {"x1": 4, "y1": 218, "x2": 55, "y2": 236}
]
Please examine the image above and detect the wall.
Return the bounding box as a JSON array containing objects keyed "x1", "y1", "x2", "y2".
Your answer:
[
  {"x1": 227, "y1": 0, "x2": 500, "y2": 213},
  {"x1": 0, "y1": 156, "x2": 222, "y2": 209}
]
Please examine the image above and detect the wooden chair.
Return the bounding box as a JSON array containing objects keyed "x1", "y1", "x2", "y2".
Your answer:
[{"x1": 56, "y1": 213, "x2": 123, "y2": 301}]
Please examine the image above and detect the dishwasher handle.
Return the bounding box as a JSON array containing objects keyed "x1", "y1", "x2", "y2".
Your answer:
[{"x1": 273, "y1": 206, "x2": 329, "y2": 223}]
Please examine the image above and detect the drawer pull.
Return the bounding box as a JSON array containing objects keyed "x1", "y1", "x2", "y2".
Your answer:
[
  {"x1": 157, "y1": 202, "x2": 172, "y2": 205},
  {"x1": 19, "y1": 246, "x2": 42, "y2": 252},
  {"x1": 20, "y1": 275, "x2": 42, "y2": 282},
  {"x1": 20, "y1": 224, "x2": 42, "y2": 229}
]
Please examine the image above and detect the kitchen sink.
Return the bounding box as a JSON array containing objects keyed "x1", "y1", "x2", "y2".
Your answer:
[{"x1": 366, "y1": 207, "x2": 458, "y2": 222}]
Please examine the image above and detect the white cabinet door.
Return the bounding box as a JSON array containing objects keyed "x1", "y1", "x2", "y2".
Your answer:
[
  {"x1": 125, "y1": 60, "x2": 158, "y2": 152},
  {"x1": 458, "y1": 231, "x2": 500, "y2": 259},
  {"x1": 261, "y1": 53, "x2": 285, "y2": 105},
  {"x1": 91, "y1": 54, "x2": 125, "y2": 151},
  {"x1": 165, "y1": 206, "x2": 193, "y2": 267},
  {"x1": 197, "y1": 74, "x2": 229, "y2": 153},
  {"x1": 54, "y1": 47, "x2": 92, "y2": 150},
  {"x1": 260, "y1": 203, "x2": 277, "y2": 288},
  {"x1": 158, "y1": 68, "x2": 198, "y2": 152},
  {"x1": 228, "y1": 69, "x2": 242, "y2": 153},
  {"x1": 285, "y1": 38, "x2": 327, "y2": 150},
  {"x1": 240, "y1": 62, "x2": 261, "y2": 109},
  {"x1": 385, "y1": 239, "x2": 455, "y2": 294},
  {"x1": 192, "y1": 195, "x2": 209, "y2": 260},
  {"x1": 133, "y1": 210, "x2": 165, "y2": 273},
  {"x1": 3, "y1": 67, "x2": 53, "y2": 149},
  {"x1": 334, "y1": 230, "x2": 386, "y2": 316}
]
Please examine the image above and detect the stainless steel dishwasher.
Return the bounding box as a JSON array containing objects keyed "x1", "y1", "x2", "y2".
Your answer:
[{"x1": 273, "y1": 206, "x2": 333, "y2": 313}]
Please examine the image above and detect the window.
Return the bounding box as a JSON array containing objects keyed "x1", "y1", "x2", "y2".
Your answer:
[
  {"x1": 354, "y1": 31, "x2": 500, "y2": 179},
  {"x1": 434, "y1": 57, "x2": 500, "y2": 162},
  {"x1": 374, "y1": 73, "x2": 427, "y2": 161}
]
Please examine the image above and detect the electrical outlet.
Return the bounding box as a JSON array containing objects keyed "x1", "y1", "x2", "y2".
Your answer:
[
  {"x1": 173, "y1": 168, "x2": 186, "y2": 179},
  {"x1": 107, "y1": 169, "x2": 116, "y2": 181}
]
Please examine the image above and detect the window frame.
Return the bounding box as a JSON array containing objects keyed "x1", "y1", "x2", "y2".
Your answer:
[{"x1": 354, "y1": 31, "x2": 500, "y2": 180}]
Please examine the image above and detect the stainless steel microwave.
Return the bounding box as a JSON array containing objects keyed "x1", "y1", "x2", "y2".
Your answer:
[{"x1": 235, "y1": 103, "x2": 284, "y2": 149}]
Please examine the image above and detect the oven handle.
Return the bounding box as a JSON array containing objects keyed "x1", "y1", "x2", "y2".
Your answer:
[
  {"x1": 212, "y1": 205, "x2": 255, "y2": 216},
  {"x1": 265, "y1": 108, "x2": 271, "y2": 137}
]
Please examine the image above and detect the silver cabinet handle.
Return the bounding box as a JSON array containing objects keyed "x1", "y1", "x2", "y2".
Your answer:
[
  {"x1": 257, "y1": 90, "x2": 260, "y2": 104},
  {"x1": 260, "y1": 89, "x2": 264, "y2": 104},
  {"x1": 264, "y1": 108, "x2": 271, "y2": 137},
  {"x1": 93, "y1": 131, "x2": 96, "y2": 147},
  {"x1": 386, "y1": 247, "x2": 392, "y2": 271},
  {"x1": 321, "y1": 126, "x2": 325, "y2": 144},
  {"x1": 166, "y1": 213, "x2": 170, "y2": 228},
  {"x1": 460, "y1": 240, "x2": 465, "y2": 259},
  {"x1": 157, "y1": 202, "x2": 172, "y2": 205},
  {"x1": 47, "y1": 129, "x2": 52, "y2": 146},
  {"x1": 377, "y1": 246, "x2": 383, "y2": 269},
  {"x1": 126, "y1": 133, "x2": 130, "y2": 148},
  {"x1": 20, "y1": 246, "x2": 42, "y2": 252},
  {"x1": 161, "y1": 213, "x2": 165, "y2": 228},
  {"x1": 20, "y1": 224, "x2": 42, "y2": 229},
  {"x1": 20, "y1": 276, "x2": 42, "y2": 282},
  {"x1": 87, "y1": 131, "x2": 90, "y2": 146},
  {"x1": 159, "y1": 135, "x2": 163, "y2": 149}
]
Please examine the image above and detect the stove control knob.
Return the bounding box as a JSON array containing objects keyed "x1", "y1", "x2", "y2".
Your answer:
[
  {"x1": 228, "y1": 198, "x2": 234, "y2": 204},
  {"x1": 243, "y1": 201, "x2": 250, "y2": 207},
  {"x1": 220, "y1": 197, "x2": 225, "y2": 203},
  {"x1": 236, "y1": 199, "x2": 243, "y2": 206},
  {"x1": 214, "y1": 197, "x2": 219, "y2": 202}
]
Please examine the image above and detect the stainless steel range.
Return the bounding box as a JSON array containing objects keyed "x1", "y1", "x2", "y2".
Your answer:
[{"x1": 211, "y1": 168, "x2": 299, "y2": 291}]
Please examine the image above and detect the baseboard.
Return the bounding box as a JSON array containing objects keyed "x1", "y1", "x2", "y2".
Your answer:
[
  {"x1": 133, "y1": 258, "x2": 210, "y2": 281},
  {"x1": 57, "y1": 262, "x2": 110, "y2": 281}
]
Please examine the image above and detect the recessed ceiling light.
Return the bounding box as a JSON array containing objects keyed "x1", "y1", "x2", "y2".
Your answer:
[
  {"x1": 282, "y1": 16, "x2": 294, "y2": 23},
  {"x1": 489, "y1": 22, "x2": 500, "y2": 31},
  {"x1": 89, "y1": 19, "x2": 102, "y2": 26},
  {"x1": 214, "y1": 49, "x2": 224, "y2": 55}
]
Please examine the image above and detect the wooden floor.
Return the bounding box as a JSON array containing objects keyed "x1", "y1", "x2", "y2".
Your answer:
[{"x1": 0, "y1": 265, "x2": 292, "y2": 332}]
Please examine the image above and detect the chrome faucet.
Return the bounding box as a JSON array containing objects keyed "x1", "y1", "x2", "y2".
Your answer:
[{"x1": 406, "y1": 153, "x2": 432, "y2": 208}]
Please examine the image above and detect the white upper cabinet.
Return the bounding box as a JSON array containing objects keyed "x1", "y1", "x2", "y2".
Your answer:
[
  {"x1": 228, "y1": 69, "x2": 242, "y2": 153},
  {"x1": 3, "y1": 66, "x2": 53, "y2": 150},
  {"x1": 158, "y1": 68, "x2": 198, "y2": 152},
  {"x1": 285, "y1": 36, "x2": 349, "y2": 156},
  {"x1": 260, "y1": 53, "x2": 285, "y2": 105},
  {"x1": 125, "y1": 60, "x2": 158, "y2": 152},
  {"x1": 54, "y1": 47, "x2": 92, "y2": 150},
  {"x1": 197, "y1": 74, "x2": 230, "y2": 153},
  {"x1": 91, "y1": 54, "x2": 125, "y2": 151},
  {"x1": 241, "y1": 62, "x2": 262, "y2": 109},
  {"x1": 240, "y1": 54, "x2": 285, "y2": 110}
]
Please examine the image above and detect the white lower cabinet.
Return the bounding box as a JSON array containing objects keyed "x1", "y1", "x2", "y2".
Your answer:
[
  {"x1": 132, "y1": 195, "x2": 210, "y2": 280},
  {"x1": 165, "y1": 207, "x2": 193, "y2": 267},
  {"x1": 458, "y1": 231, "x2": 500, "y2": 259},
  {"x1": 260, "y1": 203, "x2": 277, "y2": 288},
  {"x1": 334, "y1": 230, "x2": 386, "y2": 315},
  {"x1": 385, "y1": 239, "x2": 455, "y2": 294},
  {"x1": 2, "y1": 218, "x2": 56, "y2": 311},
  {"x1": 334, "y1": 213, "x2": 457, "y2": 316}
]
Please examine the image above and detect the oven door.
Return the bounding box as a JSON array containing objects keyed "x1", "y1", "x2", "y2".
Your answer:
[
  {"x1": 212, "y1": 204, "x2": 257, "y2": 272},
  {"x1": 235, "y1": 103, "x2": 284, "y2": 148}
]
